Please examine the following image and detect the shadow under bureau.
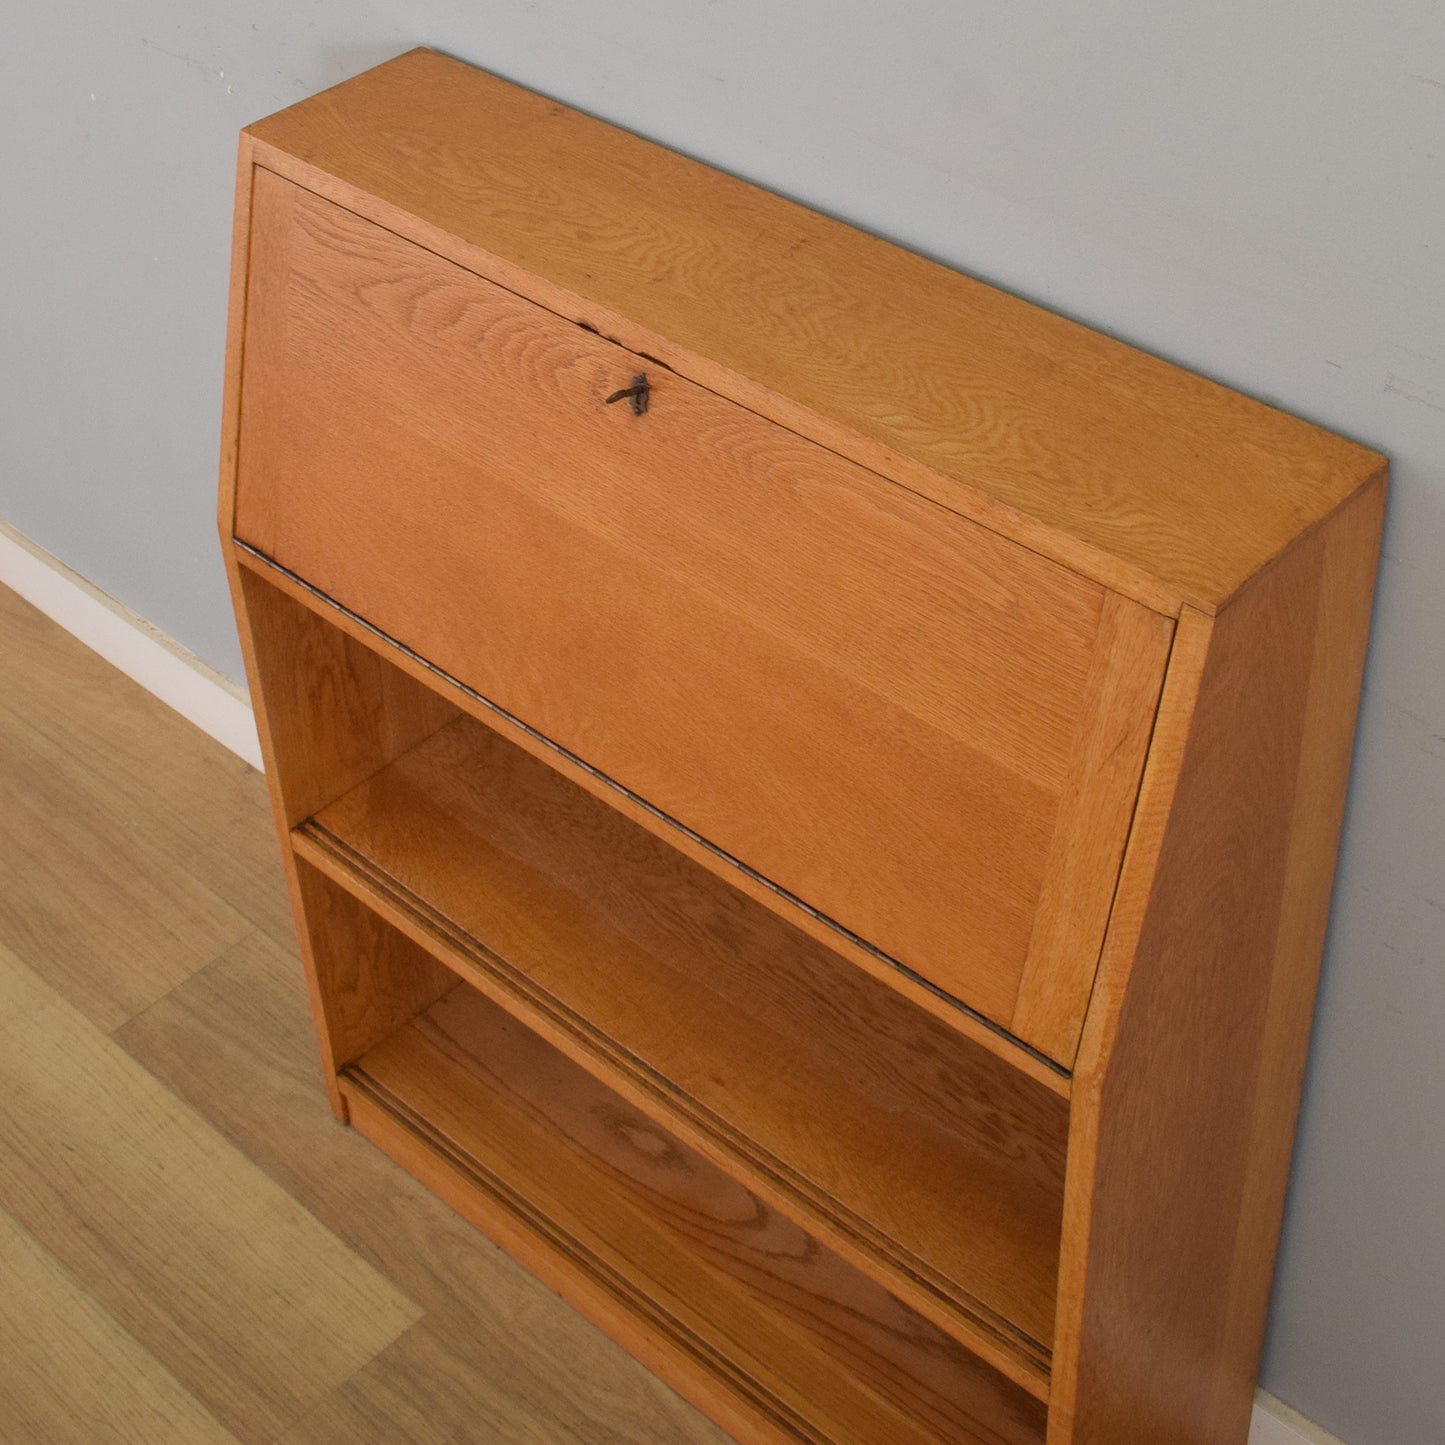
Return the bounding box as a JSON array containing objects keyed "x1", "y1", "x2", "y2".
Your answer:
[{"x1": 219, "y1": 49, "x2": 1386, "y2": 1445}]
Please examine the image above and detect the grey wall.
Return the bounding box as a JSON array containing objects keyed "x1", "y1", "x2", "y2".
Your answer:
[{"x1": 3, "y1": 4, "x2": 1442, "y2": 1440}]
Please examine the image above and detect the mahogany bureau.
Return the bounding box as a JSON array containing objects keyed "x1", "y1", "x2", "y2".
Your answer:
[{"x1": 219, "y1": 48, "x2": 1386, "y2": 1445}]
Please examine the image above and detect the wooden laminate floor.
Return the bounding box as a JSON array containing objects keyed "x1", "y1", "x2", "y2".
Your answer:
[{"x1": 0, "y1": 581, "x2": 729, "y2": 1445}]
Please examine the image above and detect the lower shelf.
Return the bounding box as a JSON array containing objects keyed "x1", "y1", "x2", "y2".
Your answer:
[
  {"x1": 340, "y1": 983, "x2": 1048, "y2": 1445},
  {"x1": 299, "y1": 711, "x2": 1065, "y2": 1389}
]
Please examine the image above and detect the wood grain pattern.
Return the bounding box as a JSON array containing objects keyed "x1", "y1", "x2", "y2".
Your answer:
[
  {"x1": 1011, "y1": 594, "x2": 1174, "y2": 1061},
  {"x1": 1211, "y1": 481, "x2": 1388, "y2": 1421},
  {"x1": 236, "y1": 167, "x2": 1165, "y2": 1044},
  {"x1": 1047, "y1": 479, "x2": 1386, "y2": 1445},
  {"x1": 217, "y1": 53, "x2": 1389, "y2": 1443},
  {"x1": 239, "y1": 180, "x2": 1096, "y2": 794},
  {"x1": 298, "y1": 710, "x2": 1067, "y2": 1381},
  {"x1": 0, "y1": 937, "x2": 421, "y2": 1444},
  {"x1": 0, "y1": 1206, "x2": 241, "y2": 1445},
  {"x1": 234, "y1": 564, "x2": 457, "y2": 831},
  {"x1": 343, "y1": 1081, "x2": 806, "y2": 1445},
  {"x1": 291, "y1": 858, "x2": 457, "y2": 1069},
  {"x1": 0, "y1": 578, "x2": 869, "y2": 1445},
  {"x1": 227, "y1": 562, "x2": 457, "y2": 1113},
  {"x1": 115, "y1": 931, "x2": 733, "y2": 1445},
  {"x1": 0, "y1": 582, "x2": 291, "y2": 945},
  {"x1": 275, "y1": 1314, "x2": 726, "y2": 1445},
  {"x1": 234, "y1": 542, "x2": 1072, "y2": 1094},
  {"x1": 0, "y1": 684, "x2": 252, "y2": 1032},
  {"x1": 345, "y1": 983, "x2": 1049, "y2": 1445},
  {"x1": 243, "y1": 48, "x2": 1384, "y2": 613},
  {"x1": 3, "y1": 586, "x2": 726, "y2": 1444},
  {"x1": 217, "y1": 129, "x2": 257, "y2": 548}
]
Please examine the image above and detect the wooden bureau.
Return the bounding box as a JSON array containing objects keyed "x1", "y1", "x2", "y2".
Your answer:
[{"x1": 219, "y1": 49, "x2": 1386, "y2": 1445}]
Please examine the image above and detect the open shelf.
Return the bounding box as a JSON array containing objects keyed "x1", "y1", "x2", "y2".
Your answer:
[
  {"x1": 236, "y1": 540, "x2": 1072, "y2": 1097},
  {"x1": 342, "y1": 979, "x2": 1048, "y2": 1445},
  {"x1": 295, "y1": 711, "x2": 1068, "y2": 1391}
]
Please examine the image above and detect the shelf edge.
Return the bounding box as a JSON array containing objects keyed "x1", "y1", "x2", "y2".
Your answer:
[{"x1": 302, "y1": 821, "x2": 1056, "y2": 1400}]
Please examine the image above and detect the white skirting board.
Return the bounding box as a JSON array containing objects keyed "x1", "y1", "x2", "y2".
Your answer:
[
  {"x1": 0, "y1": 519, "x2": 1350, "y2": 1445},
  {"x1": 0, "y1": 520, "x2": 262, "y2": 770},
  {"x1": 1252, "y1": 1393, "x2": 1350, "y2": 1444}
]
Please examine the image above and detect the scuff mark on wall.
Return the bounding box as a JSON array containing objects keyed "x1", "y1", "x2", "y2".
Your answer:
[
  {"x1": 140, "y1": 37, "x2": 225, "y2": 82},
  {"x1": 1383, "y1": 373, "x2": 1445, "y2": 413},
  {"x1": 1382, "y1": 696, "x2": 1445, "y2": 763}
]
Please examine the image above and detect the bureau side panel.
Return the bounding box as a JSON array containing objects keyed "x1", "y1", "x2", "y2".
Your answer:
[
  {"x1": 218, "y1": 146, "x2": 458, "y2": 1113},
  {"x1": 216, "y1": 139, "x2": 361, "y2": 1116},
  {"x1": 217, "y1": 137, "x2": 256, "y2": 546},
  {"x1": 1048, "y1": 476, "x2": 1386, "y2": 1445}
]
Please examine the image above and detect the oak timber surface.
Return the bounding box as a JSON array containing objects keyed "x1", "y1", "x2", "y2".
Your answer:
[
  {"x1": 0, "y1": 1205, "x2": 240, "y2": 1445},
  {"x1": 0, "y1": 700, "x2": 252, "y2": 1031},
  {"x1": 244, "y1": 47, "x2": 1384, "y2": 612},
  {"x1": 229, "y1": 557, "x2": 464, "y2": 1116},
  {"x1": 303, "y1": 709, "x2": 1067, "y2": 1361},
  {"x1": 0, "y1": 937, "x2": 419, "y2": 1443},
  {"x1": 0, "y1": 592, "x2": 260, "y2": 1030},
  {"x1": 119, "y1": 930, "x2": 729, "y2": 1445},
  {"x1": 344, "y1": 984, "x2": 1049, "y2": 1445},
  {"x1": 0, "y1": 582, "x2": 730, "y2": 1445},
  {"x1": 220, "y1": 50, "x2": 1387, "y2": 1445},
  {"x1": 0, "y1": 583, "x2": 293, "y2": 945},
  {"x1": 230, "y1": 540, "x2": 1073, "y2": 1095},
  {"x1": 236, "y1": 166, "x2": 1167, "y2": 1046},
  {"x1": 1048, "y1": 479, "x2": 1386, "y2": 1443}
]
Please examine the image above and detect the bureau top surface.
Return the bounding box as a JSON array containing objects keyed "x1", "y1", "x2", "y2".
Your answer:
[{"x1": 244, "y1": 48, "x2": 1384, "y2": 614}]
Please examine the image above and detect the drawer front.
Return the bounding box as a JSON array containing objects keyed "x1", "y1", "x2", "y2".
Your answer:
[{"x1": 235, "y1": 169, "x2": 1171, "y2": 1059}]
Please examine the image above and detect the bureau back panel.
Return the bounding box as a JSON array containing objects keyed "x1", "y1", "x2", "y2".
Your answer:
[{"x1": 234, "y1": 167, "x2": 1172, "y2": 1058}]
